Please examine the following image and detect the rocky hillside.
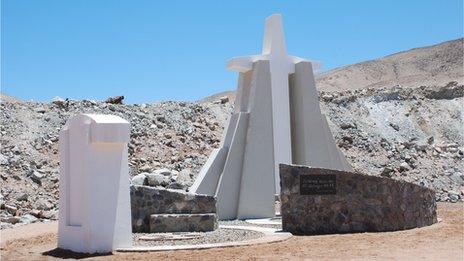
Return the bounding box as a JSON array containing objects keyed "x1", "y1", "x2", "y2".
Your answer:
[
  {"x1": 321, "y1": 82, "x2": 463, "y2": 202},
  {"x1": 1, "y1": 39, "x2": 463, "y2": 229},
  {"x1": 1, "y1": 83, "x2": 463, "y2": 229},
  {"x1": 0, "y1": 98, "x2": 232, "y2": 228},
  {"x1": 0, "y1": 93, "x2": 22, "y2": 104},
  {"x1": 316, "y1": 39, "x2": 463, "y2": 92},
  {"x1": 201, "y1": 38, "x2": 463, "y2": 102}
]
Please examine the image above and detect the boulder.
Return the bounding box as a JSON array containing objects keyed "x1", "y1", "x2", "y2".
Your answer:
[
  {"x1": 52, "y1": 97, "x2": 67, "y2": 108},
  {"x1": 19, "y1": 214, "x2": 38, "y2": 224},
  {"x1": 16, "y1": 193, "x2": 28, "y2": 201},
  {"x1": 380, "y1": 167, "x2": 394, "y2": 178},
  {"x1": 1, "y1": 216, "x2": 20, "y2": 224},
  {"x1": 167, "y1": 182, "x2": 186, "y2": 190},
  {"x1": 154, "y1": 168, "x2": 172, "y2": 176},
  {"x1": 1, "y1": 223, "x2": 13, "y2": 229},
  {"x1": 105, "y1": 95, "x2": 124, "y2": 104},
  {"x1": 131, "y1": 173, "x2": 147, "y2": 186},
  {"x1": 4, "y1": 205, "x2": 17, "y2": 215},
  {"x1": 146, "y1": 173, "x2": 169, "y2": 187},
  {"x1": 399, "y1": 162, "x2": 410, "y2": 172},
  {"x1": 35, "y1": 199, "x2": 53, "y2": 211},
  {"x1": 30, "y1": 170, "x2": 44, "y2": 184}
]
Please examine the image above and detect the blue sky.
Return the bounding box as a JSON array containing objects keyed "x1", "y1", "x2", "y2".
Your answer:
[{"x1": 2, "y1": 0, "x2": 463, "y2": 103}]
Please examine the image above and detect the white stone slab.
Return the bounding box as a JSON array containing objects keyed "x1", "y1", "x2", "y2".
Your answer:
[
  {"x1": 58, "y1": 114, "x2": 132, "y2": 253},
  {"x1": 289, "y1": 61, "x2": 353, "y2": 172},
  {"x1": 215, "y1": 112, "x2": 249, "y2": 219},
  {"x1": 289, "y1": 61, "x2": 331, "y2": 168},
  {"x1": 189, "y1": 148, "x2": 228, "y2": 195},
  {"x1": 237, "y1": 60, "x2": 275, "y2": 219},
  {"x1": 234, "y1": 70, "x2": 253, "y2": 113}
]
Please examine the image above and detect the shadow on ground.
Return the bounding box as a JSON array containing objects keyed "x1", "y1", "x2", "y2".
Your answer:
[{"x1": 42, "y1": 248, "x2": 112, "y2": 259}]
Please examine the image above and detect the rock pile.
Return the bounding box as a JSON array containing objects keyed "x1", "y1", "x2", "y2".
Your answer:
[
  {"x1": 0, "y1": 97, "x2": 231, "y2": 229},
  {"x1": 130, "y1": 168, "x2": 193, "y2": 191},
  {"x1": 321, "y1": 83, "x2": 464, "y2": 203},
  {"x1": 0, "y1": 83, "x2": 463, "y2": 228}
]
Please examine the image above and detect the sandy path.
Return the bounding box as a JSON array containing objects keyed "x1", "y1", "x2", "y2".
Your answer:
[
  {"x1": 1, "y1": 203, "x2": 463, "y2": 260},
  {"x1": 1, "y1": 221, "x2": 58, "y2": 247}
]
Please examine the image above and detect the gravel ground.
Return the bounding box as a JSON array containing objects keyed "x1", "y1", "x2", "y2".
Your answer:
[
  {"x1": 133, "y1": 227, "x2": 264, "y2": 247},
  {"x1": 220, "y1": 219, "x2": 282, "y2": 229},
  {"x1": 1, "y1": 203, "x2": 462, "y2": 260}
]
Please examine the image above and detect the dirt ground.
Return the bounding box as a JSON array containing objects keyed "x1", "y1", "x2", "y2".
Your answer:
[{"x1": 1, "y1": 203, "x2": 463, "y2": 261}]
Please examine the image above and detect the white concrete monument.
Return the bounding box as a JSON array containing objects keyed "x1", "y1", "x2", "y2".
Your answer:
[
  {"x1": 191, "y1": 14, "x2": 353, "y2": 220},
  {"x1": 58, "y1": 114, "x2": 132, "y2": 253}
]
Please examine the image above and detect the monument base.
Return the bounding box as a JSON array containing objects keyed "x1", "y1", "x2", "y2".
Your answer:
[
  {"x1": 279, "y1": 164, "x2": 437, "y2": 235},
  {"x1": 130, "y1": 186, "x2": 217, "y2": 233},
  {"x1": 149, "y1": 213, "x2": 217, "y2": 233}
]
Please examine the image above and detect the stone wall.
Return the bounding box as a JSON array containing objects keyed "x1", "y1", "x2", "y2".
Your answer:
[
  {"x1": 149, "y1": 213, "x2": 217, "y2": 233},
  {"x1": 130, "y1": 185, "x2": 216, "y2": 232},
  {"x1": 280, "y1": 164, "x2": 437, "y2": 235}
]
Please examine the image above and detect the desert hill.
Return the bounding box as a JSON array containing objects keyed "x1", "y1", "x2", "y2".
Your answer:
[
  {"x1": 0, "y1": 39, "x2": 463, "y2": 229},
  {"x1": 0, "y1": 93, "x2": 22, "y2": 103},
  {"x1": 201, "y1": 38, "x2": 463, "y2": 102},
  {"x1": 317, "y1": 38, "x2": 463, "y2": 91}
]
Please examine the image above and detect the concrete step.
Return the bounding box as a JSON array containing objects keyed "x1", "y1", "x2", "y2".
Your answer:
[{"x1": 149, "y1": 213, "x2": 217, "y2": 233}]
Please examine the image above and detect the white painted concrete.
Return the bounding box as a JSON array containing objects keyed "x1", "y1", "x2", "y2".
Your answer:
[
  {"x1": 289, "y1": 61, "x2": 331, "y2": 168},
  {"x1": 228, "y1": 14, "x2": 301, "y2": 193},
  {"x1": 237, "y1": 61, "x2": 275, "y2": 219},
  {"x1": 227, "y1": 14, "x2": 325, "y2": 193},
  {"x1": 215, "y1": 112, "x2": 249, "y2": 219},
  {"x1": 189, "y1": 148, "x2": 228, "y2": 195},
  {"x1": 58, "y1": 114, "x2": 132, "y2": 253},
  {"x1": 191, "y1": 14, "x2": 353, "y2": 220},
  {"x1": 194, "y1": 61, "x2": 276, "y2": 220},
  {"x1": 289, "y1": 61, "x2": 353, "y2": 172},
  {"x1": 245, "y1": 218, "x2": 282, "y2": 226}
]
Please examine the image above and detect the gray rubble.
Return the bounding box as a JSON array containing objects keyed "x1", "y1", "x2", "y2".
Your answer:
[
  {"x1": 0, "y1": 83, "x2": 463, "y2": 228},
  {"x1": 133, "y1": 227, "x2": 263, "y2": 247}
]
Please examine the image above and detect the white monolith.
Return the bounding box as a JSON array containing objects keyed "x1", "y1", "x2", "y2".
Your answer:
[{"x1": 58, "y1": 114, "x2": 132, "y2": 253}]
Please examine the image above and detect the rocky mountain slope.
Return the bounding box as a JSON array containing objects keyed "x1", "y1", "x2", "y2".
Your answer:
[
  {"x1": 321, "y1": 83, "x2": 463, "y2": 200},
  {"x1": 1, "y1": 39, "x2": 463, "y2": 228},
  {"x1": 1, "y1": 83, "x2": 462, "y2": 229},
  {"x1": 0, "y1": 99, "x2": 232, "y2": 228},
  {"x1": 0, "y1": 93, "x2": 22, "y2": 104},
  {"x1": 317, "y1": 38, "x2": 463, "y2": 92},
  {"x1": 201, "y1": 38, "x2": 463, "y2": 102}
]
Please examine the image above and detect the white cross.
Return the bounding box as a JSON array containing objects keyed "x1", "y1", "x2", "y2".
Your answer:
[
  {"x1": 227, "y1": 14, "x2": 319, "y2": 193},
  {"x1": 227, "y1": 14, "x2": 310, "y2": 73}
]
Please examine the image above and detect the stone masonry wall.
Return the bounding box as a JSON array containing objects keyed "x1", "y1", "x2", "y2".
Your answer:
[
  {"x1": 130, "y1": 185, "x2": 216, "y2": 232},
  {"x1": 280, "y1": 164, "x2": 437, "y2": 235}
]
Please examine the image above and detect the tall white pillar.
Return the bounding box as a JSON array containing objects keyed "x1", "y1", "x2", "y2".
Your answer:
[{"x1": 58, "y1": 114, "x2": 132, "y2": 253}]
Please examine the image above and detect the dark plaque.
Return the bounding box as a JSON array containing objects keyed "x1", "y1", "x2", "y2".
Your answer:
[{"x1": 300, "y1": 175, "x2": 336, "y2": 195}]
